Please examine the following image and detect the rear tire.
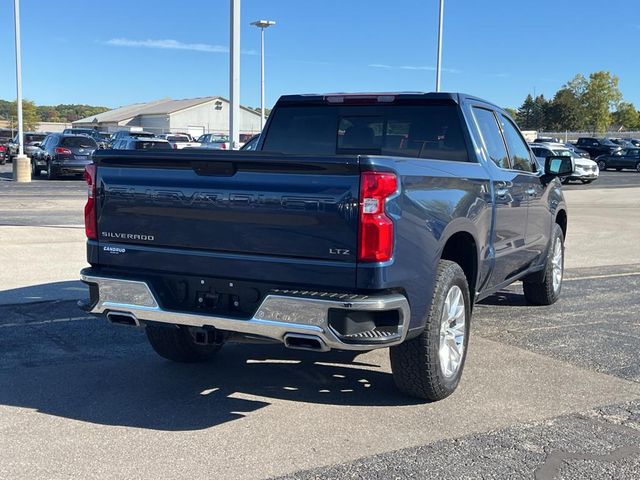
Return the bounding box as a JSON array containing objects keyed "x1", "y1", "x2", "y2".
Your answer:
[
  {"x1": 390, "y1": 260, "x2": 471, "y2": 401},
  {"x1": 31, "y1": 159, "x2": 40, "y2": 177},
  {"x1": 597, "y1": 160, "x2": 607, "y2": 170},
  {"x1": 523, "y1": 224, "x2": 564, "y2": 306},
  {"x1": 636, "y1": 162, "x2": 640, "y2": 173},
  {"x1": 46, "y1": 161, "x2": 57, "y2": 180},
  {"x1": 581, "y1": 179, "x2": 593, "y2": 184},
  {"x1": 146, "y1": 325, "x2": 222, "y2": 363}
]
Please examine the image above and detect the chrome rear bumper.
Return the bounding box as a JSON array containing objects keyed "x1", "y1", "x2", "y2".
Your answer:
[{"x1": 80, "y1": 271, "x2": 410, "y2": 351}]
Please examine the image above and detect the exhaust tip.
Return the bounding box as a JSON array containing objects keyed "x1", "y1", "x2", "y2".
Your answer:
[
  {"x1": 284, "y1": 333, "x2": 328, "y2": 352},
  {"x1": 106, "y1": 312, "x2": 140, "y2": 327}
]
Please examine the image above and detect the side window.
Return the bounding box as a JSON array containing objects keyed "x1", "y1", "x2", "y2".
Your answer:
[
  {"x1": 472, "y1": 107, "x2": 510, "y2": 169},
  {"x1": 499, "y1": 115, "x2": 535, "y2": 172}
]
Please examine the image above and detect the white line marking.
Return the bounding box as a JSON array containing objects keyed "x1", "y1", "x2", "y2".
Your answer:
[
  {"x1": 564, "y1": 271, "x2": 640, "y2": 282},
  {"x1": 0, "y1": 316, "x2": 94, "y2": 328}
]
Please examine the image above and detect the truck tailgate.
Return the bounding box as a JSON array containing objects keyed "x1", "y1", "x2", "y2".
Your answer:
[{"x1": 93, "y1": 151, "x2": 360, "y2": 278}]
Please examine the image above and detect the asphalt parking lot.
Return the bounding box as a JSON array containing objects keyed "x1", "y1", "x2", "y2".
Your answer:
[{"x1": 1, "y1": 164, "x2": 639, "y2": 479}]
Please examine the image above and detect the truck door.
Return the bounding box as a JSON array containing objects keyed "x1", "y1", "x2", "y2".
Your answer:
[
  {"x1": 498, "y1": 114, "x2": 550, "y2": 264},
  {"x1": 470, "y1": 107, "x2": 530, "y2": 286}
]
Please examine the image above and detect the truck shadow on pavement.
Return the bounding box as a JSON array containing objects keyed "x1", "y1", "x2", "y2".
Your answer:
[
  {"x1": 0, "y1": 335, "x2": 422, "y2": 431},
  {"x1": 0, "y1": 280, "x2": 86, "y2": 304}
]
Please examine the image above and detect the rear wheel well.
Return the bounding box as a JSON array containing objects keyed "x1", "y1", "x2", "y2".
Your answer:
[
  {"x1": 555, "y1": 209, "x2": 567, "y2": 238},
  {"x1": 441, "y1": 232, "x2": 478, "y2": 299}
]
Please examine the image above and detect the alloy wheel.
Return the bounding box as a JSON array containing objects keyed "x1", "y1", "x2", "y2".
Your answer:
[
  {"x1": 551, "y1": 238, "x2": 563, "y2": 293},
  {"x1": 438, "y1": 285, "x2": 466, "y2": 378}
]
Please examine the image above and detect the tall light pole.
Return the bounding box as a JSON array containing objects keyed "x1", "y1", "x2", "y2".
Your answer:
[
  {"x1": 251, "y1": 20, "x2": 275, "y2": 130},
  {"x1": 13, "y1": 0, "x2": 30, "y2": 182},
  {"x1": 229, "y1": 0, "x2": 240, "y2": 150},
  {"x1": 435, "y1": 0, "x2": 444, "y2": 92}
]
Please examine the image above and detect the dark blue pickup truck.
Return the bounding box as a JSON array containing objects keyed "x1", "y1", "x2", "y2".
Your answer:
[{"x1": 80, "y1": 92, "x2": 571, "y2": 401}]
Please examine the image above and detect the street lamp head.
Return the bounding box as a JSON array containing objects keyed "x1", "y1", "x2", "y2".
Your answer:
[{"x1": 251, "y1": 20, "x2": 276, "y2": 28}]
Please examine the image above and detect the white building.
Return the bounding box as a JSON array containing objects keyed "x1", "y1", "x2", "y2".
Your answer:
[{"x1": 72, "y1": 97, "x2": 262, "y2": 139}]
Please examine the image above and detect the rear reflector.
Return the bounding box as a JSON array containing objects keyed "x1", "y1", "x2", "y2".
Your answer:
[
  {"x1": 84, "y1": 164, "x2": 97, "y2": 240},
  {"x1": 358, "y1": 172, "x2": 397, "y2": 262}
]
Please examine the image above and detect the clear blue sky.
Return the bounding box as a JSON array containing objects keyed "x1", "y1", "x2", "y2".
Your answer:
[{"x1": 0, "y1": 0, "x2": 638, "y2": 110}]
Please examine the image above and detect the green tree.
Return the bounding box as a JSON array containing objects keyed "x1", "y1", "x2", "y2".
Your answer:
[
  {"x1": 532, "y1": 95, "x2": 549, "y2": 130},
  {"x1": 546, "y1": 88, "x2": 583, "y2": 131},
  {"x1": 6, "y1": 99, "x2": 40, "y2": 130},
  {"x1": 504, "y1": 107, "x2": 518, "y2": 119},
  {"x1": 612, "y1": 102, "x2": 640, "y2": 130},
  {"x1": 516, "y1": 94, "x2": 536, "y2": 129},
  {"x1": 582, "y1": 71, "x2": 622, "y2": 133}
]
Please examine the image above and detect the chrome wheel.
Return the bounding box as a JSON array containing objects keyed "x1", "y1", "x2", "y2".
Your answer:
[
  {"x1": 438, "y1": 285, "x2": 466, "y2": 378},
  {"x1": 551, "y1": 238, "x2": 563, "y2": 293}
]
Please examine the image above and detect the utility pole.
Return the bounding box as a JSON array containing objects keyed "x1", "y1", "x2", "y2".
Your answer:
[
  {"x1": 435, "y1": 0, "x2": 444, "y2": 92},
  {"x1": 13, "y1": 0, "x2": 30, "y2": 182},
  {"x1": 229, "y1": 0, "x2": 240, "y2": 149}
]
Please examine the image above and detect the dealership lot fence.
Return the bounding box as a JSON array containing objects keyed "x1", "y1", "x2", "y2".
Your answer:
[{"x1": 538, "y1": 131, "x2": 640, "y2": 142}]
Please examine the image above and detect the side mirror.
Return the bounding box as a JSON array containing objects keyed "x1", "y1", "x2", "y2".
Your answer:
[{"x1": 545, "y1": 155, "x2": 573, "y2": 177}]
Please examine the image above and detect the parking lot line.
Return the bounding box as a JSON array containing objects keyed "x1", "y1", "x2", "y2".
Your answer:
[
  {"x1": 0, "y1": 316, "x2": 93, "y2": 328},
  {"x1": 563, "y1": 271, "x2": 640, "y2": 282}
]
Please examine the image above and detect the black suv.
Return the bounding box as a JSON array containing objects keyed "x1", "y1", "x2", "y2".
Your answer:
[
  {"x1": 34, "y1": 134, "x2": 98, "y2": 179},
  {"x1": 575, "y1": 137, "x2": 621, "y2": 158},
  {"x1": 63, "y1": 128, "x2": 110, "y2": 148},
  {"x1": 111, "y1": 137, "x2": 172, "y2": 150}
]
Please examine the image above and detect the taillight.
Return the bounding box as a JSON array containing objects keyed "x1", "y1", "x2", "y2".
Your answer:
[
  {"x1": 55, "y1": 147, "x2": 72, "y2": 156},
  {"x1": 0, "y1": 145, "x2": 5, "y2": 152},
  {"x1": 172, "y1": 144, "x2": 177, "y2": 149},
  {"x1": 358, "y1": 171, "x2": 397, "y2": 262},
  {"x1": 84, "y1": 164, "x2": 97, "y2": 240},
  {"x1": 221, "y1": 143, "x2": 227, "y2": 149}
]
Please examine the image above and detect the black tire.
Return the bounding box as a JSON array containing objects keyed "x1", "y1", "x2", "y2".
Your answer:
[
  {"x1": 580, "y1": 179, "x2": 593, "y2": 184},
  {"x1": 597, "y1": 160, "x2": 607, "y2": 170},
  {"x1": 636, "y1": 162, "x2": 640, "y2": 173},
  {"x1": 616, "y1": 168, "x2": 623, "y2": 171},
  {"x1": 46, "y1": 161, "x2": 57, "y2": 180},
  {"x1": 146, "y1": 325, "x2": 222, "y2": 363},
  {"x1": 390, "y1": 260, "x2": 471, "y2": 401},
  {"x1": 31, "y1": 159, "x2": 40, "y2": 177},
  {"x1": 523, "y1": 224, "x2": 564, "y2": 306},
  {"x1": 560, "y1": 177, "x2": 570, "y2": 185}
]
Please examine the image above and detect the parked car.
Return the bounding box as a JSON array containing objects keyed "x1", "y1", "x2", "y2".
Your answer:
[
  {"x1": 34, "y1": 134, "x2": 97, "y2": 179},
  {"x1": 595, "y1": 148, "x2": 640, "y2": 172},
  {"x1": 196, "y1": 133, "x2": 230, "y2": 150},
  {"x1": 239, "y1": 134, "x2": 260, "y2": 151},
  {"x1": 574, "y1": 137, "x2": 621, "y2": 158},
  {"x1": 7, "y1": 132, "x2": 47, "y2": 160},
  {"x1": 563, "y1": 143, "x2": 590, "y2": 159},
  {"x1": 110, "y1": 130, "x2": 156, "y2": 145},
  {"x1": 0, "y1": 129, "x2": 13, "y2": 163},
  {"x1": 624, "y1": 138, "x2": 640, "y2": 147},
  {"x1": 157, "y1": 134, "x2": 201, "y2": 149},
  {"x1": 530, "y1": 143, "x2": 598, "y2": 184},
  {"x1": 533, "y1": 136, "x2": 561, "y2": 143},
  {"x1": 111, "y1": 137, "x2": 172, "y2": 150},
  {"x1": 80, "y1": 91, "x2": 571, "y2": 401},
  {"x1": 62, "y1": 128, "x2": 110, "y2": 149},
  {"x1": 609, "y1": 138, "x2": 636, "y2": 149}
]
